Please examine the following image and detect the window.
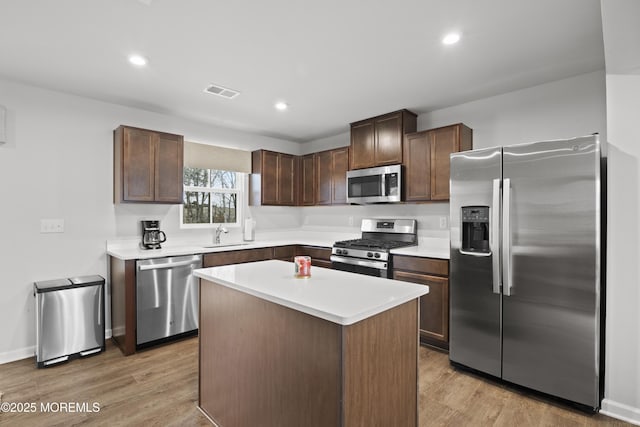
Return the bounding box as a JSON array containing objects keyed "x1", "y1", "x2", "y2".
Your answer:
[{"x1": 181, "y1": 168, "x2": 244, "y2": 227}]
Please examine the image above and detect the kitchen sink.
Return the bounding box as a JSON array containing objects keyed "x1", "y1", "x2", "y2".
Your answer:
[{"x1": 202, "y1": 243, "x2": 249, "y2": 249}]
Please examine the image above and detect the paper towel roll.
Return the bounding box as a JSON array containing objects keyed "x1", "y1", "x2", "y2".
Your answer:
[{"x1": 243, "y1": 218, "x2": 255, "y2": 241}]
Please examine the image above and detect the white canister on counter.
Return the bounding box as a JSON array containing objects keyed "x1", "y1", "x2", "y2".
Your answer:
[{"x1": 243, "y1": 218, "x2": 255, "y2": 241}]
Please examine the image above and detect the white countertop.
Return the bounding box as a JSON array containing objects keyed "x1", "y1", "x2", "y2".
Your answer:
[
  {"x1": 106, "y1": 239, "x2": 316, "y2": 260},
  {"x1": 391, "y1": 237, "x2": 450, "y2": 259},
  {"x1": 194, "y1": 260, "x2": 429, "y2": 326},
  {"x1": 106, "y1": 234, "x2": 450, "y2": 261}
]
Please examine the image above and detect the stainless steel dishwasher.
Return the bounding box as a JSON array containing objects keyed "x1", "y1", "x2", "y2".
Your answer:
[{"x1": 136, "y1": 254, "x2": 202, "y2": 347}]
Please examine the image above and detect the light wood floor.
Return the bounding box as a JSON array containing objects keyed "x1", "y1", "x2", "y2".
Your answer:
[{"x1": 0, "y1": 338, "x2": 629, "y2": 427}]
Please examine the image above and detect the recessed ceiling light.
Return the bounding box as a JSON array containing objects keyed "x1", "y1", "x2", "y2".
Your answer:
[
  {"x1": 275, "y1": 101, "x2": 288, "y2": 111},
  {"x1": 128, "y1": 54, "x2": 148, "y2": 67},
  {"x1": 442, "y1": 33, "x2": 461, "y2": 45}
]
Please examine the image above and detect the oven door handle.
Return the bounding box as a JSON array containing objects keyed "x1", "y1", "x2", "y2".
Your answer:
[{"x1": 330, "y1": 255, "x2": 388, "y2": 270}]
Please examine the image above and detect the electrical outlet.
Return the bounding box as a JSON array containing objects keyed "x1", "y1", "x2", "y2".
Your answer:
[
  {"x1": 40, "y1": 219, "x2": 65, "y2": 233},
  {"x1": 439, "y1": 216, "x2": 448, "y2": 229},
  {"x1": 348, "y1": 216, "x2": 354, "y2": 226}
]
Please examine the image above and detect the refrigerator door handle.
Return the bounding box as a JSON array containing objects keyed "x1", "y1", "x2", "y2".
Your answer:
[
  {"x1": 502, "y1": 178, "x2": 513, "y2": 296},
  {"x1": 491, "y1": 179, "x2": 501, "y2": 294}
]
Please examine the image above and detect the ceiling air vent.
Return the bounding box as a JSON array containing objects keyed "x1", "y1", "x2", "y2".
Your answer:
[{"x1": 204, "y1": 84, "x2": 240, "y2": 99}]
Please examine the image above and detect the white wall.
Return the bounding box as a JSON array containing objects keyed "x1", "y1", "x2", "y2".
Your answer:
[
  {"x1": 300, "y1": 131, "x2": 349, "y2": 155},
  {"x1": 418, "y1": 70, "x2": 607, "y2": 150},
  {"x1": 304, "y1": 70, "x2": 606, "y2": 158},
  {"x1": 601, "y1": 73, "x2": 640, "y2": 426},
  {"x1": 0, "y1": 78, "x2": 300, "y2": 362},
  {"x1": 303, "y1": 70, "x2": 607, "y2": 237},
  {"x1": 598, "y1": 0, "x2": 640, "y2": 422},
  {"x1": 299, "y1": 203, "x2": 450, "y2": 239}
]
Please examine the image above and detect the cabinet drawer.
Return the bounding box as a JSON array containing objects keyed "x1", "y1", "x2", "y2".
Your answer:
[
  {"x1": 204, "y1": 248, "x2": 273, "y2": 267},
  {"x1": 296, "y1": 246, "x2": 332, "y2": 261},
  {"x1": 392, "y1": 255, "x2": 448, "y2": 276},
  {"x1": 273, "y1": 245, "x2": 296, "y2": 260}
]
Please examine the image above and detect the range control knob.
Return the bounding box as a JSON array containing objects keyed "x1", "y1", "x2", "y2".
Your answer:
[
  {"x1": 335, "y1": 249, "x2": 341, "y2": 255},
  {"x1": 343, "y1": 250, "x2": 348, "y2": 255},
  {"x1": 367, "y1": 252, "x2": 373, "y2": 258},
  {"x1": 374, "y1": 253, "x2": 381, "y2": 258}
]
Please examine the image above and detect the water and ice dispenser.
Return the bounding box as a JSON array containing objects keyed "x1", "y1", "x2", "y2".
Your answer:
[{"x1": 461, "y1": 206, "x2": 490, "y2": 254}]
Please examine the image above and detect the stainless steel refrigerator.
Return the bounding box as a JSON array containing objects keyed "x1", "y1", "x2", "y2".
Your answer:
[{"x1": 449, "y1": 134, "x2": 605, "y2": 410}]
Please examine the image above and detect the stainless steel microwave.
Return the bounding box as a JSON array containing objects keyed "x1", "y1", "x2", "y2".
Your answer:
[{"x1": 346, "y1": 164, "x2": 402, "y2": 204}]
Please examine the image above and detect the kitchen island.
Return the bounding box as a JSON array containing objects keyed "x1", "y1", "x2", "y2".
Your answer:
[{"x1": 194, "y1": 260, "x2": 429, "y2": 427}]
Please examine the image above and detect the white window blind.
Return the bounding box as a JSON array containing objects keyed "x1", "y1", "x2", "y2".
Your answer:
[{"x1": 184, "y1": 141, "x2": 252, "y2": 173}]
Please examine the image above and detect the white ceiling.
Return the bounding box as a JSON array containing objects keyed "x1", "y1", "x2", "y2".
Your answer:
[{"x1": 0, "y1": 0, "x2": 605, "y2": 142}]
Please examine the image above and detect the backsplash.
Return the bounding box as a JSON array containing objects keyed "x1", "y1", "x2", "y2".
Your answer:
[
  {"x1": 112, "y1": 203, "x2": 245, "y2": 246},
  {"x1": 112, "y1": 201, "x2": 451, "y2": 248},
  {"x1": 245, "y1": 206, "x2": 303, "y2": 231},
  {"x1": 297, "y1": 203, "x2": 450, "y2": 239}
]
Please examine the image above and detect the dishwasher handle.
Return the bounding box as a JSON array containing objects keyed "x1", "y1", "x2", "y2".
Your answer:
[{"x1": 138, "y1": 260, "x2": 199, "y2": 271}]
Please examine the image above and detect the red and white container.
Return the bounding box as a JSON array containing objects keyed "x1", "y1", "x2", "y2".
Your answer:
[{"x1": 294, "y1": 256, "x2": 311, "y2": 278}]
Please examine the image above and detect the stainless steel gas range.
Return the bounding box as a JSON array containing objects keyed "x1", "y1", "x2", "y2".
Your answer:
[{"x1": 330, "y1": 219, "x2": 417, "y2": 278}]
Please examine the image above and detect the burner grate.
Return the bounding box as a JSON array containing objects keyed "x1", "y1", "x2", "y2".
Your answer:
[{"x1": 334, "y1": 238, "x2": 414, "y2": 251}]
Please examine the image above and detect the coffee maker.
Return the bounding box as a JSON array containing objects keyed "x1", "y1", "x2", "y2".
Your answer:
[{"x1": 140, "y1": 220, "x2": 167, "y2": 250}]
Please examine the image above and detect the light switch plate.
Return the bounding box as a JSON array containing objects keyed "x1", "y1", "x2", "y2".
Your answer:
[{"x1": 40, "y1": 219, "x2": 64, "y2": 233}]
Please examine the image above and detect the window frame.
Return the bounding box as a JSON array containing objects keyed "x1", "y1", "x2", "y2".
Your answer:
[{"x1": 180, "y1": 169, "x2": 245, "y2": 229}]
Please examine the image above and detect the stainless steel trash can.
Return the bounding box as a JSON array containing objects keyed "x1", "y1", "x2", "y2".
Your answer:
[{"x1": 34, "y1": 275, "x2": 105, "y2": 368}]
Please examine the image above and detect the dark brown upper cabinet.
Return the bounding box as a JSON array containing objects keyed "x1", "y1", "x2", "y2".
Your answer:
[
  {"x1": 331, "y1": 147, "x2": 349, "y2": 204},
  {"x1": 250, "y1": 150, "x2": 296, "y2": 206},
  {"x1": 316, "y1": 147, "x2": 349, "y2": 205},
  {"x1": 300, "y1": 153, "x2": 317, "y2": 206},
  {"x1": 404, "y1": 123, "x2": 472, "y2": 202},
  {"x1": 349, "y1": 110, "x2": 417, "y2": 170},
  {"x1": 113, "y1": 125, "x2": 184, "y2": 204}
]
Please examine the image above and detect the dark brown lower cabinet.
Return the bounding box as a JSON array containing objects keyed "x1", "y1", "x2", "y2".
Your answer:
[
  {"x1": 392, "y1": 255, "x2": 449, "y2": 350},
  {"x1": 203, "y1": 247, "x2": 273, "y2": 267},
  {"x1": 295, "y1": 245, "x2": 332, "y2": 269},
  {"x1": 272, "y1": 245, "x2": 296, "y2": 261},
  {"x1": 110, "y1": 257, "x2": 136, "y2": 356}
]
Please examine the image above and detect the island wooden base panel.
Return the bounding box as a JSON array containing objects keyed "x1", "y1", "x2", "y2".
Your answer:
[
  {"x1": 343, "y1": 300, "x2": 418, "y2": 426},
  {"x1": 199, "y1": 280, "x2": 342, "y2": 427},
  {"x1": 198, "y1": 279, "x2": 418, "y2": 427},
  {"x1": 0, "y1": 338, "x2": 627, "y2": 426}
]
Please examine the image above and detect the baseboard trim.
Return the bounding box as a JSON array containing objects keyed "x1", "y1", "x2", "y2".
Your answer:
[
  {"x1": 601, "y1": 398, "x2": 640, "y2": 426},
  {"x1": 0, "y1": 329, "x2": 112, "y2": 365},
  {"x1": 0, "y1": 346, "x2": 34, "y2": 365}
]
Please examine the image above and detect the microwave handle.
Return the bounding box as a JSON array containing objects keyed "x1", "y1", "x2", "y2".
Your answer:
[{"x1": 381, "y1": 173, "x2": 386, "y2": 196}]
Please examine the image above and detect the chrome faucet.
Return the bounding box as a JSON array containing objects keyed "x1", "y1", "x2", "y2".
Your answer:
[{"x1": 214, "y1": 224, "x2": 228, "y2": 244}]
